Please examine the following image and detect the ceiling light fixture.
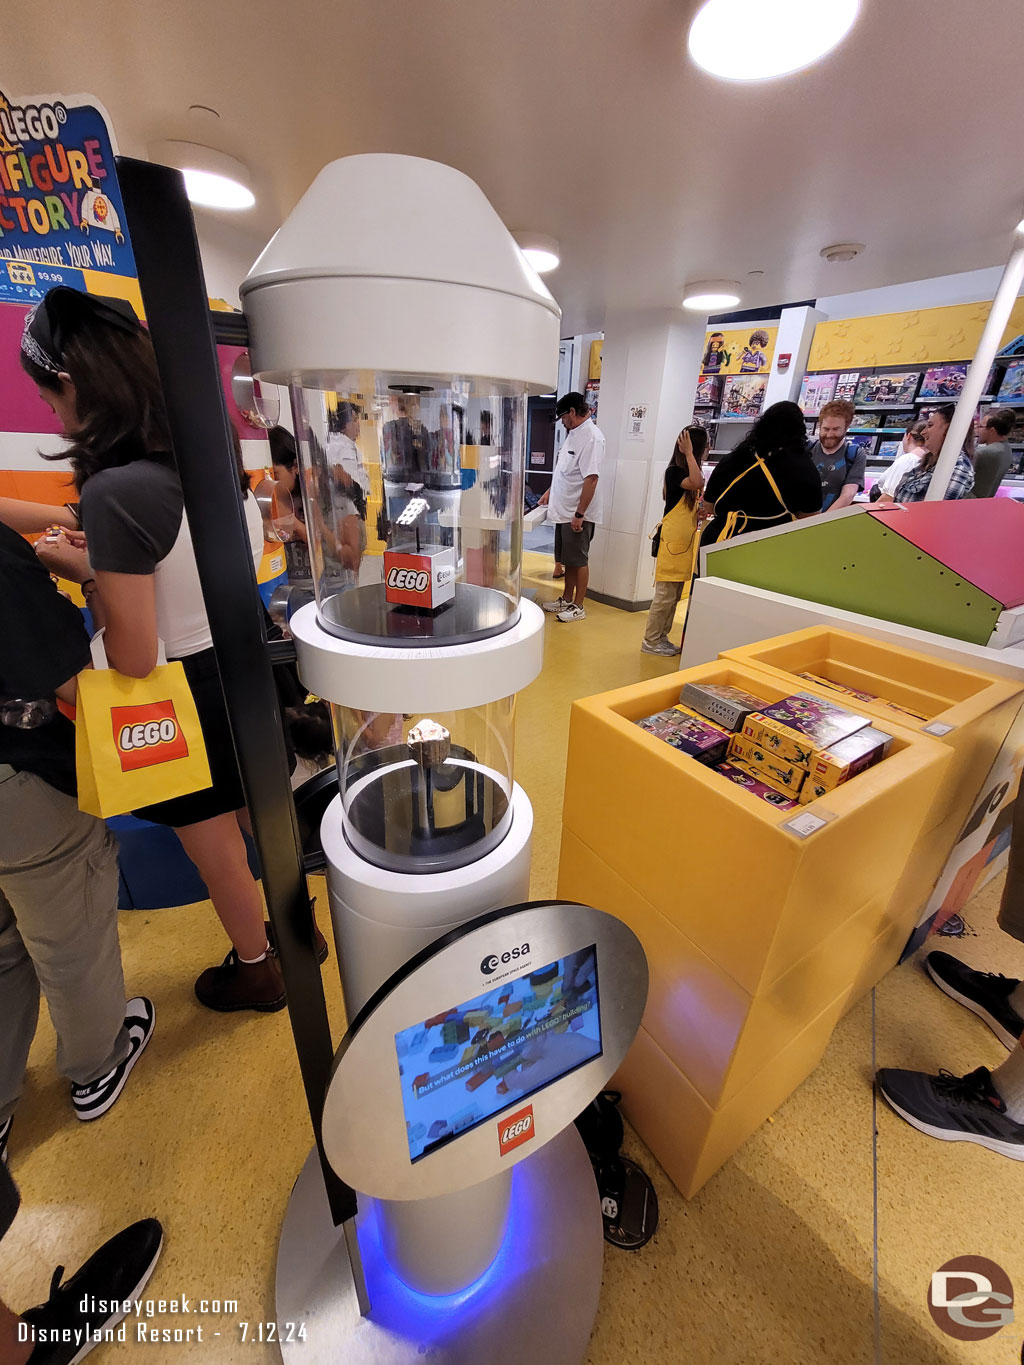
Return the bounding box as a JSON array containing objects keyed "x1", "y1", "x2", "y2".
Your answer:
[
  {"x1": 514, "y1": 232, "x2": 560, "y2": 274},
  {"x1": 682, "y1": 279, "x2": 742, "y2": 311},
  {"x1": 150, "y1": 141, "x2": 256, "y2": 211},
  {"x1": 688, "y1": 0, "x2": 860, "y2": 81}
]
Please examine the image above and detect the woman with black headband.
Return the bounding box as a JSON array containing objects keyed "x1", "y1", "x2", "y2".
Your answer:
[{"x1": 19, "y1": 285, "x2": 286, "y2": 1014}]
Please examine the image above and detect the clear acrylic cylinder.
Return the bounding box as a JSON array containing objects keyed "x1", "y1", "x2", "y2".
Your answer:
[
  {"x1": 289, "y1": 375, "x2": 526, "y2": 648},
  {"x1": 331, "y1": 697, "x2": 516, "y2": 875}
]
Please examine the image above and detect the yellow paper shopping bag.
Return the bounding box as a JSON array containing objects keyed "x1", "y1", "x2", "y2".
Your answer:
[{"x1": 75, "y1": 633, "x2": 212, "y2": 818}]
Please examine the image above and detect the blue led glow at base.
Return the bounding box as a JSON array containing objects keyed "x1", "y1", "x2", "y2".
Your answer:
[{"x1": 356, "y1": 1163, "x2": 530, "y2": 1341}]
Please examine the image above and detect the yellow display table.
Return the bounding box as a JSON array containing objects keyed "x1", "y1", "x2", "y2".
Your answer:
[
  {"x1": 722, "y1": 627, "x2": 1024, "y2": 999},
  {"x1": 557, "y1": 658, "x2": 951, "y2": 1198}
]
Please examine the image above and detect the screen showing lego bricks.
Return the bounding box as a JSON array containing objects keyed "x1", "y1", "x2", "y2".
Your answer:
[{"x1": 395, "y1": 946, "x2": 603, "y2": 1162}]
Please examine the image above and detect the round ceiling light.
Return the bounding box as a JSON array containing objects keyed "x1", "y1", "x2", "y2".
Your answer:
[
  {"x1": 688, "y1": 0, "x2": 860, "y2": 81},
  {"x1": 150, "y1": 141, "x2": 256, "y2": 211},
  {"x1": 514, "y1": 232, "x2": 560, "y2": 274},
  {"x1": 681, "y1": 279, "x2": 742, "y2": 311}
]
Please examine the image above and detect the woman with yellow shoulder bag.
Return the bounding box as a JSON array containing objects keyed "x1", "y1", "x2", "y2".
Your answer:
[
  {"x1": 21, "y1": 286, "x2": 291, "y2": 1016},
  {"x1": 641, "y1": 427, "x2": 706, "y2": 656}
]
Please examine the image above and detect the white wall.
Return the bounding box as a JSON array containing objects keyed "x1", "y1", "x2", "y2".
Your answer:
[
  {"x1": 196, "y1": 217, "x2": 269, "y2": 308},
  {"x1": 816, "y1": 266, "x2": 1006, "y2": 322}
]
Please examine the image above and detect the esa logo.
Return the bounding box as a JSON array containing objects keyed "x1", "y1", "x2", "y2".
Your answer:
[
  {"x1": 386, "y1": 567, "x2": 429, "y2": 593},
  {"x1": 480, "y1": 943, "x2": 530, "y2": 975}
]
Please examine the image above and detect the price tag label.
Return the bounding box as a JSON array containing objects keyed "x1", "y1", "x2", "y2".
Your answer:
[
  {"x1": 782, "y1": 809, "x2": 837, "y2": 839},
  {"x1": 923, "y1": 721, "x2": 955, "y2": 737}
]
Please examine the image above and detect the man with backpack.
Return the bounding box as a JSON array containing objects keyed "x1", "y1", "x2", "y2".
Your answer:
[{"x1": 810, "y1": 399, "x2": 865, "y2": 511}]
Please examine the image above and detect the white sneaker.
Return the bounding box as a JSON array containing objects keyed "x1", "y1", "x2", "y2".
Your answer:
[
  {"x1": 641, "y1": 639, "x2": 677, "y2": 656},
  {"x1": 557, "y1": 603, "x2": 586, "y2": 622},
  {"x1": 543, "y1": 596, "x2": 569, "y2": 614}
]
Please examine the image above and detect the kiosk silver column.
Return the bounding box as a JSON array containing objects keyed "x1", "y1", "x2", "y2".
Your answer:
[{"x1": 242, "y1": 154, "x2": 648, "y2": 1363}]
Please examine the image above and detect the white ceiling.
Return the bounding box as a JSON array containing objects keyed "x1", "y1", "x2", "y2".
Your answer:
[{"x1": 8, "y1": 0, "x2": 1023, "y2": 334}]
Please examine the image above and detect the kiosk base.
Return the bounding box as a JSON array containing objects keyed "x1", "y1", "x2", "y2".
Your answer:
[{"x1": 276, "y1": 1127, "x2": 604, "y2": 1363}]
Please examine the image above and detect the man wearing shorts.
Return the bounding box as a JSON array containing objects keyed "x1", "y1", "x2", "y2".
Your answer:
[{"x1": 539, "y1": 392, "x2": 605, "y2": 623}]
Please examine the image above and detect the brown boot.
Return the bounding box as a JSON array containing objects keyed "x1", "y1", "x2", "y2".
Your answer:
[
  {"x1": 264, "y1": 919, "x2": 329, "y2": 965},
  {"x1": 194, "y1": 949, "x2": 286, "y2": 1013}
]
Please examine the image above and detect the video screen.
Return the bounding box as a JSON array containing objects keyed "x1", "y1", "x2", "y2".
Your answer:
[{"x1": 394, "y1": 946, "x2": 602, "y2": 1162}]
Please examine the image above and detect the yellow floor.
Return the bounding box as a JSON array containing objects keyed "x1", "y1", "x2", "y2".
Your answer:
[{"x1": 1, "y1": 553, "x2": 1019, "y2": 1362}]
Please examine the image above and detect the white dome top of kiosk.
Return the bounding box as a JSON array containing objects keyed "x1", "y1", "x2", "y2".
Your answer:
[{"x1": 240, "y1": 153, "x2": 561, "y2": 389}]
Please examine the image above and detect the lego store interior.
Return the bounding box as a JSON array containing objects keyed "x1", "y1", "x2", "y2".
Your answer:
[{"x1": 4, "y1": 2, "x2": 1024, "y2": 1363}]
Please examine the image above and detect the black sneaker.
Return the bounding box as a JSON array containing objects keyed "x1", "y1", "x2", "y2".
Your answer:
[
  {"x1": 20, "y1": 1218, "x2": 163, "y2": 1362},
  {"x1": 70, "y1": 998, "x2": 155, "y2": 1122},
  {"x1": 876, "y1": 1065, "x2": 1024, "y2": 1161},
  {"x1": 0, "y1": 1115, "x2": 10, "y2": 1165},
  {"x1": 925, "y1": 951, "x2": 1024, "y2": 1050}
]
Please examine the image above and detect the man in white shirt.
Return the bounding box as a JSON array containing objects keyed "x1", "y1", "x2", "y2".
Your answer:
[{"x1": 539, "y1": 392, "x2": 605, "y2": 622}]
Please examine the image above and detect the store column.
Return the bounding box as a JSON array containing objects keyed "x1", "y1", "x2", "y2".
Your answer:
[
  {"x1": 587, "y1": 308, "x2": 707, "y2": 609},
  {"x1": 762, "y1": 306, "x2": 826, "y2": 407}
]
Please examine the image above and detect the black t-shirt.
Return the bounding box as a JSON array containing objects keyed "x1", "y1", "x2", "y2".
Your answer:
[
  {"x1": 702, "y1": 444, "x2": 823, "y2": 547},
  {"x1": 664, "y1": 463, "x2": 687, "y2": 515},
  {"x1": 0, "y1": 522, "x2": 91, "y2": 794}
]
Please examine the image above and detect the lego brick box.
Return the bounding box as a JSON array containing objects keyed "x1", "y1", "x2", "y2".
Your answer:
[
  {"x1": 762, "y1": 692, "x2": 870, "y2": 744},
  {"x1": 680, "y1": 681, "x2": 771, "y2": 733},
  {"x1": 714, "y1": 760, "x2": 800, "y2": 810},
  {"x1": 800, "y1": 727, "x2": 893, "y2": 803},
  {"x1": 728, "y1": 733, "x2": 806, "y2": 795},
  {"x1": 635, "y1": 706, "x2": 730, "y2": 766},
  {"x1": 796, "y1": 671, "x2": 927, "y2": 723}
]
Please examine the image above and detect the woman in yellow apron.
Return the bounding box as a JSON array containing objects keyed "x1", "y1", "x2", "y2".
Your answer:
[
  {"x1": 641, "y1": 427, "x2": 706, "y2": 655},
  {"x1": 700, "y1": 401, "x2": 823, "y2": 549}
]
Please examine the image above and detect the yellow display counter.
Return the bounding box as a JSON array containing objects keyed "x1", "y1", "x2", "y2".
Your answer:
[
  {"x1": 721, "y1": 627, "x2": 1024, "y2": 997},
  {"x1": 557, "y1": 658, "x2": 951, "y2": 1198}
]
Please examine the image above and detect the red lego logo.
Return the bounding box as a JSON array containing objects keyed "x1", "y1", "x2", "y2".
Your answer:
[
  {"x1": 498, "y1": 1105, "x2": 535, "y2": 1157},
  {"x1": 111, "y1": 700, "x2": 189, "y2": 773}
]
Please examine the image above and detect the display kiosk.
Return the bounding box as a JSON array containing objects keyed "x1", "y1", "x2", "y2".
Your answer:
[{"x1": 241, "y1": 154, "x2": 649, "y2": 1362}]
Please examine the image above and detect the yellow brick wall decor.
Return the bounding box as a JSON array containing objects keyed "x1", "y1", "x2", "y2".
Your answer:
[{"x1": 807, "y1": 298, "x2": 1024, "y2": 370}]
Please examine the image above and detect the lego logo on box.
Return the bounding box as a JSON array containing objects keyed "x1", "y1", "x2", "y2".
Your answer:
[
  {"x1": 111, "y1": 700, "x2": 189, "y2": 773},
  {"x1": 384, "y1": 548, "x2": 456, "y2": 609},
  {"x1": 498, "y1": 1104, "x2": 535, "y2": 1157}
]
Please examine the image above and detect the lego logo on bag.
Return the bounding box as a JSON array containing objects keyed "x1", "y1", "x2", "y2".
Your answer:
[
  {"x1": 110, "y1": 700, "x2": 190, "y2": 773},
  {"x1": 386, "y1": 567, "x2": 430, "y2": 594},
  {"x1": 498, "y1": 1105, "x2": 535, "y2": 1157}
]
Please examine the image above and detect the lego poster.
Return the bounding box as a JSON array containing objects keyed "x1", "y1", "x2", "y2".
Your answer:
[
  {"x1": 854, "y1": 371, "x2": 921, "y2": 406},
  {"x1": 798, "y1": 371, "x2": 837, "y2": 416},
  {"x1": 919, "y1": 364, "x2": 968, "y2": 399},
  {"x1": 998, "y1": 362, "x2": 1024, "y2": 403},
  {"x1": 0, "y1": 89, "x2": 136, "y2": 305},
  {"x1": 834, "y1": 371, "x2": 859, "y2": 403},
  {"x1": 721, "y1": 375, "x2": 767, "y2": 420},
  {"x1": 701, "y1": 326, "x2": 778, "y2": 376}
]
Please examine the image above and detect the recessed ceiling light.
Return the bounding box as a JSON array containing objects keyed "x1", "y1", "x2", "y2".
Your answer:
[
  {"x1": 514, "y1": 232, "x2": 560, "y2": 274},
  {"x1": 688, "y1": 0, "x2": 860, "y2": 81},
  {"x1": 682, "y1": 279, "x2": 742, "y2": 311},
  {"x1": 150, "y1": 141, "x2": 256, "y2": 211}
]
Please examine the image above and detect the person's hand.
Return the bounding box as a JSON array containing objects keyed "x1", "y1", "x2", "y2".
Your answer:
[
  {"x1": 571, "y1": 514, "x2": 584, "y2": 532},
  {"x1": 678, "y1": 429, "x2": 693, "y2": 458},
  {"x1": 35, "y1": 531, "x2": 92, "y2": 582},
  {"x1": 538, "y1": 489, "x2": 550, "y2": 505}
]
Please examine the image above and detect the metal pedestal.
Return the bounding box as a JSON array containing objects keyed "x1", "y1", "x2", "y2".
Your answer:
[{"x1": 275, "y1": 1126, "x2": 604, "y2": 1364}]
